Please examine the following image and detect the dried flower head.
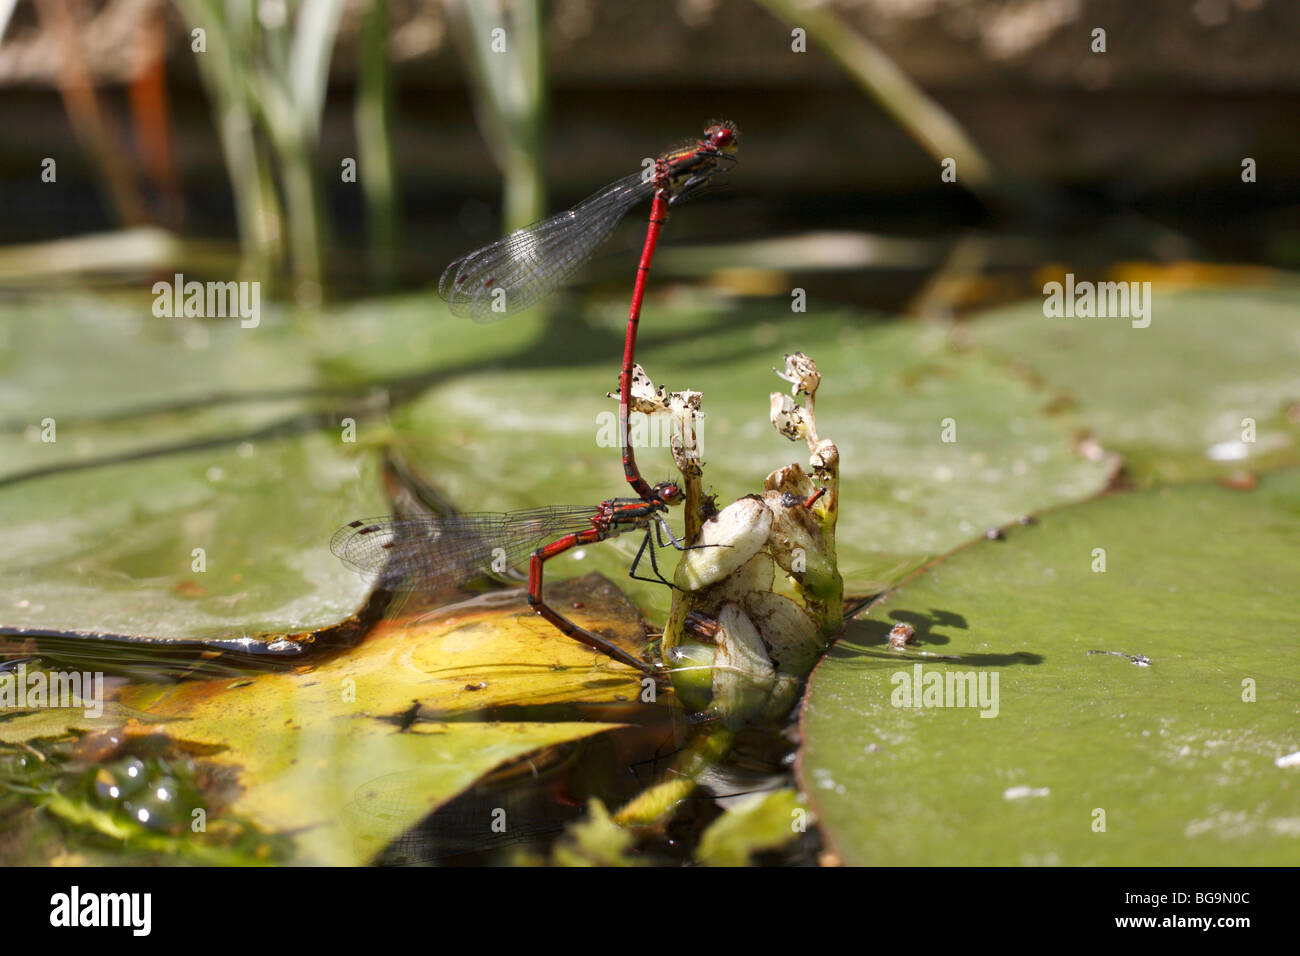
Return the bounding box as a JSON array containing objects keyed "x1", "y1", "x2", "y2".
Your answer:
[
  {"x1": 774, "y1": 351, "x2": 820, "y2": 397},
  {"x1": 770, "y1": 392, "x2": 808, "y2": 441}
]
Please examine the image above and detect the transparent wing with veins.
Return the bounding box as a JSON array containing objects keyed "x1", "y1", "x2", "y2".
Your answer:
[
  {"x1": 438, "y1": 173, "x2": 652, "y2": 322},
  {"x1": 330, "y1": 506, "x2": 601, "y2": 594}
]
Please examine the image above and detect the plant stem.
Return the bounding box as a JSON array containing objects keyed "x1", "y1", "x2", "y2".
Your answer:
[
  {"x1": 356, "y1": 0, "x2": 399, "y2": 289},
  {"x1": 755, "y1": 0, "x2": 993, "y2": 189}
]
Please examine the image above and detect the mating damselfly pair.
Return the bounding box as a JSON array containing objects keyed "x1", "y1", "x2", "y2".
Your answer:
[{"x1": 333, "y1": 122, "x2": 740, "y2": 674}]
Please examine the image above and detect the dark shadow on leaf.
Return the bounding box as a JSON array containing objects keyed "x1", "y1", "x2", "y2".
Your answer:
[{"x1": 827, "y1": 615, "x2": 1043, "y2": 667}]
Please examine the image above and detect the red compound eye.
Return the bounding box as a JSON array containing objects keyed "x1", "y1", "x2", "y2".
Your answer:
[{"x1": 656, "y1": 482, "x2": 684, "y2": 505}]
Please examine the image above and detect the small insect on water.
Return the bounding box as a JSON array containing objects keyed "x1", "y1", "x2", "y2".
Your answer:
[
  {"x1": 332, "y1": 482, "x2": 701, "y2": 675},
  {"x1": 1086, "y1": 649, "x2": 1152, "y2": 667},
  {"x1": 888, "y1": 622, "x2": 918, "y2": 649}
]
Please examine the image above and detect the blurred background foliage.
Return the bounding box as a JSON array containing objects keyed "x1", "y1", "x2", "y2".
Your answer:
[{"x1": 0, "y1": 0, "x2": 1297, "y2": 308}]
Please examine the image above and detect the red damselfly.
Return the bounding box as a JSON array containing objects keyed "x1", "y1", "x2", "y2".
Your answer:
[
  {"x1": 332, "y1": 481, "x2": 693, "y2": 675},
  {"x1": 439, "y1": 121, "x2": 740, "y2": 504}
]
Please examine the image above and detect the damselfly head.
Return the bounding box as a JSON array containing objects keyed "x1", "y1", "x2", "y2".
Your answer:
[
  {"x1": 654, "y1": 481, "x2": 685, "y2": 506},
  {"x1": 704, "y1": 120, "x2": 740, "y2": 155}
]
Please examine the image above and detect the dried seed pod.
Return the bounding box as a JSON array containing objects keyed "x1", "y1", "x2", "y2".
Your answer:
[
  {"x1": 769, "y1": 392, "x2": 808, "y2": 441},
  {"x1": 709, "y1": 550, "x2": 776, "y2": 605},
  {"x1": 712, "y1": 602, "x2": 776, "y2": 723},
  {"x1": 743, "y1": 590, "x2": 823, "y2": 675},
  {"x1": 675, "y1": 496, "x2": 773, "y2": 591},
  {"x1": 808, "y1": 437, "x2": 838, "y2": 474},
  {"x1": 609, "y1": 362, "x2": 670, "y2": 414},
  {"x1": 764, "y1": 462, "x2": 815, "y2": 500},
  {"x1": 668, "y1": 389, "x2": 705, "y2": 476},
  {"x1": 774, "y1": 351, "x2": 820, "y2": 396},
  {"x1": 761, "y1": 490, "x2": 830, "y2": 578}
]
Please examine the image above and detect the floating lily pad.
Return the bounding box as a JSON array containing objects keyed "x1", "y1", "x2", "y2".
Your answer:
[
  {"x1": 0, "y1": 429, "x2": 386, "y2": 643},
  {"x1": 0, "y1": 293, "x2": 542, "y2": 483},
  {"x1": 964, "y1": 285, "x2": 1300, "y2": 485},
  {"x1": 800, "y1": 470, "x2": 1300, "y2": 865},
  {"x1": 0, "y1": 291, "x2": 565, "y2": 645}
]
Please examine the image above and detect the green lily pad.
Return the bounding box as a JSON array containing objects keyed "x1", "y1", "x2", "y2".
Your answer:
[
  {"x1": 964, "y1": 284, "x2": 1300, "y2": 485},
  {"x1": 0, "y1": 429, "x2": 386, "y2": 643},
  {"x1": 0, "y1": 293, "x2": 541, "y2": 483},
  {"x1": 0, "y1": 295, "x2": 320, "y2": 483},
  {"x1": 800, "y1": 470, "x2": 1300, "y2": 865},
  {"x1": 0, "y1": 291, "x2": 561, "y2": 646}
]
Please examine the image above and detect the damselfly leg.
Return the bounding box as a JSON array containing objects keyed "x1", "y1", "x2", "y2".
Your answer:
[
  {"x1": 528, "y1": 530, "x2": 660, "y2": 675},
  {"x1": 627, "y1": 527, "x2": 673, "y2": 589},
  {"x1": 626, "y1": 513, "x2": 727, "y2": 591}
]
